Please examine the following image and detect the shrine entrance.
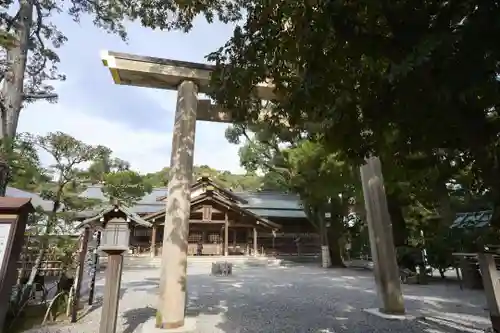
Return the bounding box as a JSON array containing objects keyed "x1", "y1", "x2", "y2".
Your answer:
[
  {"x1": 141, "y1": 175, "x2": 280, "y2": 257},
  {"x1": 100, "y1": 50, "x2": 404, "y2": 328}
]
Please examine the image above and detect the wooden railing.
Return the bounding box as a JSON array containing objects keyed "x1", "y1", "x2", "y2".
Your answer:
[{"x1": 16, "y1": 260, "x2": 68, "y2": 278}]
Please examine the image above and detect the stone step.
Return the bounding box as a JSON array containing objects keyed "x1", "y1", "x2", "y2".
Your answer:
[
  {"x1": 100, "y1": 255, "x2": 275, "y2": 268},
  {"x1": 99, "y1": 255, "x2": 324, "y2": 269}
]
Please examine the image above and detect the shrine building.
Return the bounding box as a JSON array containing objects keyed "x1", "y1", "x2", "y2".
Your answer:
[{"x1": 78, "y1": 175, "x2": 319, "y2": 257}]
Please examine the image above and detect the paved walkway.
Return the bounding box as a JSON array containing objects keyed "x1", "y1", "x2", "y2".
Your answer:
[{"x1": 25, "y1": 263, "x2": 491, "y2": 333}]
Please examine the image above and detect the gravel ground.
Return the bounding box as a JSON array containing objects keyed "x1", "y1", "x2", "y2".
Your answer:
[{"x1": 23, "y1": 262, "x2": 491, "y2": 333}]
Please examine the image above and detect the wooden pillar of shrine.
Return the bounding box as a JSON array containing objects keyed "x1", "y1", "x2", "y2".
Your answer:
[
  {"x1": 253, "y1": 227, "x2": 258, "y2": 257},
  {"x1": 157, "y1": 80, "x2": 198, "y2": 329},
  {"x1": 150, "y1": 223, "x2": 157, "y2": 257},
  {"x1": 224, "y1": 212, "x2": 229, "y2": 256}
]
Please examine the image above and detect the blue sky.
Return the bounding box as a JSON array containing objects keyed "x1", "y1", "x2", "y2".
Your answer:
[{"x1": 18, "y1": 14, "x2": 245, "y2": 174}]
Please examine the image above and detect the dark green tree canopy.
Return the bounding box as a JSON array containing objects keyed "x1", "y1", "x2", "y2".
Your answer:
[{"x1": 207, "y1": 1, "x2": 500, "y2": 168}]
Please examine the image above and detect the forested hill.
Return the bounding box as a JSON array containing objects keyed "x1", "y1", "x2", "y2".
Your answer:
[
  {"x1": 6, "y1": 132, "x2": 276, "y2": 195},
  {"x1": 143, "y1": 165, "x2": 264, "y2": 191}
]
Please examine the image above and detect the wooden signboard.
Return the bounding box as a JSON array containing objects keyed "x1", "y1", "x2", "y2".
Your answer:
[{"x1": 0, "y1": 198, "x2": 34, "y2": 333}]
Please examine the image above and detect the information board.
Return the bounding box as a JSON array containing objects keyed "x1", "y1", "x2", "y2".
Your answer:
[{"x1": 0, "y1": 224, "x2": 12, "y2": 272}]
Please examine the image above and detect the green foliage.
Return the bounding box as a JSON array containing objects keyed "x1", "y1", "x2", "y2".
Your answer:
[
  {"x1": 30, "y1": 131, "x2": 106, "y2": 217},
  {"x1": 143, "y1": 165, "x2": 263, "y2": 191},
  {"x1": 1, "y1": 134, "x2": 49, "y2": 192},
  {"x1": 0, "y1": 29, "x2": 16, "y2": 48},
  {"x1": 0, "y1": 0, "x2": 246, "y2": 112},
  {"x1": 85, "y1": 148, "x2": 130, "y2": 184},
  {"x1": 424, "y1": 226, "x2": 458, "y2": 275},
  {"x1": 201, "y1": 0, "x2": 500, "y2": 231},
  {"x1": 128, "y1": 0, "x2": 244, "y2": 32},
  {"x1": 103, "y1": 170, "x2": 153, "y2": 205}
]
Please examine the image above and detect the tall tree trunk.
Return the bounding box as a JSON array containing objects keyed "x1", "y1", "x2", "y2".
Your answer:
[
  {"x1": 0, "y1": 0, "x2": 33, "y2": 196},
  {"x1": 327, "y1": 227, "x2": 345, "y2": 267},
  {"x1": 305, "y1": 205, "x2": 332, "y2": 268},
  {"x1": 318, "y1": 211, "x2": 332, "y2": 268},
  {"x1": 327, "y1": 199, "x2": 346, "y2": 267}
]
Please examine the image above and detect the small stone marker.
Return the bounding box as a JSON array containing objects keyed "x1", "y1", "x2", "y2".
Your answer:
[{"x1": 211, "y1": 261, "x2": 232, "y2": 276}]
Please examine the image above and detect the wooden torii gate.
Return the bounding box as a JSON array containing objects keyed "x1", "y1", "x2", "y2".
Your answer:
[{"x1": 100, "y1": 50, "x2": 404, "y2": 329}]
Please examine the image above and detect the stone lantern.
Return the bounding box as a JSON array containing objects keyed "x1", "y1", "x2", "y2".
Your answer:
[{"x1": 99, "y1": 217, "x2": 130, "y2": 252}]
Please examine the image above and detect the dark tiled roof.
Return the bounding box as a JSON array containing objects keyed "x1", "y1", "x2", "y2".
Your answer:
[
  {"x1": 247, "y1": 208, "x2": 306, "y2": 219},
  {"x1": 79, "y1": 183, "x2": 305, "y2": 219},
  {"x1": 77, "y1": 203, "x2": 152, "y2": 229},
  {"x1": 0, "y1": 197, "x2": 34, "y2": 211},
  {"x1": 451, "y1": 210, "x2": 492, "y2": 228},
  {"x1": 236, "y1": 191, "x2": 306, "y2": 218},
  {"x1": 79, "y1": 185, "x2": 165, "y2": 215},
  {"x1": 6, "y1": 187, "x2": 53, "y2": 211}
]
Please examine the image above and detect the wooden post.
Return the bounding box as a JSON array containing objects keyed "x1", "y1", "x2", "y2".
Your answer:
[
  {"x1": 99, "y1": 250, "x2": 124, "y2": 333},
  {"x1": 71, "y1": 227, "x2": 90, "y2": 323},
  {"x1": 88, "y1": 231, "x2": 101, "y2": 306},
  {"x1": 224, "y1": 212, "x2": 229, "y2": 256},
  {"x1": 478, "y1": 253, "x2": 500, "y2": 331},
  {"x1": 253, "y1": 228, "x2": 258, "y2": 257},
  {"x1": 246, "y1": 229, "x2": 251, "y2": 255},
  {"x1": 150, "y1": 224, "x2": 157, "y2": 257},
  {"x1": 360, "y1": 156, "x2": 405, "y2": 315},
  {"x1": 0, "y1": 198, "x2": 33, "y2": 333},
  {"x1": 158, "y1": 80, "x2": 197, "y2": 329}
]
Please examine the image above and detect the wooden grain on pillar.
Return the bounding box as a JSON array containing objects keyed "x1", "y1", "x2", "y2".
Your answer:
[
  {"x1": 253, "y1": 228, "x2": 258, "y2": 256},
  {"x1": 360, "y1": 157, "x2": 404, "y2": 315},
  {"x1": 99, "y1": 250, "x2": 124, "y2": 333},
  {"x1": 151, "y1": 224, "x2": 157, "y2": 257},
  {"x1": 157, "y1": 80, "x2": 198, "y2": 329},
  {"x1": 478, "y1": 253, "x2": 500, "y2": 331},
  {"x1": 224, "y1": 212, "x2": 229, "y2": 256}
]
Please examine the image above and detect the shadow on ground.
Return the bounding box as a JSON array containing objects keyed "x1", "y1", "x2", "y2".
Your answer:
[
  {"x1": 120, "y1": 264, "x2": 490, "y2": 333},
  {"x1": 77, "y1": 284, "x2": 126, "y2": 321}
]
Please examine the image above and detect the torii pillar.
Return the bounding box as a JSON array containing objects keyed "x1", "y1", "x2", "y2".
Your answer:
[
  {"x1": 157, "y1": 79, "x2": 197, "y2": 329},
  {"x1": 100, "y1": 51, "x2": 274, "y2": 330}
]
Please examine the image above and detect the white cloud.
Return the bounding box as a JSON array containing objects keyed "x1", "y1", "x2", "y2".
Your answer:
[
  {"x1": 15, "y1": 16, "x2": 246, "y2": 176},
  {"x1": 18, "y1": 100, "x2": 245, "y2": 174},
  {"x1": 18, "y1": 101, "x2": 171, "y2": 173}
]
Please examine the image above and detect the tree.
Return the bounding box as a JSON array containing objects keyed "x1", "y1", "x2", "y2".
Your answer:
[
  {"x1": 6, "y1": 133, "x2": 50, "y2": 191},
  {"x1": 143, "y1": 164, "x2": 264, "y2": 191},
  {"x1": 86, "y1": 148, "x2": 130, "y2": 184},
  {"x1": 230, "y1": 122, "x2": 357, "y2": 267},
  {"x1": 0, "y1": 0, "x2": 247, "y2": 197},
  {"x1": 23, "y1": 131, "x2": 106, "y2": 289},
  {"x1": 288, "y1": 140, "x2": 359, "y2": 267},
  {"x1": 205, "y1": 1, "x2": 500, "y2": 228},
  {"x1": 102, "y1": 170, "x2": 153, "y2": 206}
]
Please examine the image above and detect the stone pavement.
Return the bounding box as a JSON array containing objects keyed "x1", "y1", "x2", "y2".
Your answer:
[{"x1": 24, "y1": 262, "x2": 491, "y2": 333}]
